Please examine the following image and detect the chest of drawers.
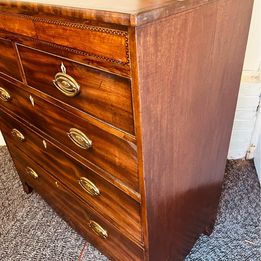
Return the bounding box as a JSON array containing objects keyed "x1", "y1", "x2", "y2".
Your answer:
[{"x1": 0, "y1": 1, "x2": 253, "y2": 260}]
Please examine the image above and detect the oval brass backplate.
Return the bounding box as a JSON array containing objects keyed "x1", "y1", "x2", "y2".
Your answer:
[
  {"x1": 25, "y1": 167, "x2": 39, "y2": 179},
  {"x1": 68, "y1": 128, "x2": 92, "y2": 150},
  {"x1": 79, "y1": 177, "x2": 100, "y2": 197},
  {"x1": 89, "y1": 220, "x2": 108, "y2": 239},
  {"x1": 53, "y1": 72, "x2": 80, "y2": 97},
  {"x1": 11, "y1": 129, "x2": 25, "y2": 142},
  {"x1": 0, "y1": 87, "x2": 11, "y2": 102}
]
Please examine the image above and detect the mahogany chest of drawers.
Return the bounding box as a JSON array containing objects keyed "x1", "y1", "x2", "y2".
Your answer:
[{"x1": 0, "y1": 1, "x2": 253, "y2": 260}]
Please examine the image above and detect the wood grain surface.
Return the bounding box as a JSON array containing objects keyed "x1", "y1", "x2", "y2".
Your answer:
[
  {"x1": 6, "y1": 142, "x2": 144, "y2": 261},
  {"x1": 18, "y1": 45, "x2": 134, "y2": 134},
  {"x1": 0, "y1": 77, "x2": 139, "y2": 193},
  {"x1": 0, "y1": 31, "x2": 130, "y2": 77},
  {"x1": 0, "y1": 0, "x2": 218, "y2": 26},
  {"x1": 135, "y1": 0, "x2": 254, "y2": 260},
  {"x1": 0, "y1": 108, "x2": 142, "y2": 244},
  {"x1": 0, "y1": 37, "x2": 22, "y2": 80},
  {"x1": 0, "y1": 11, "x2": 129, "y2": 63}
]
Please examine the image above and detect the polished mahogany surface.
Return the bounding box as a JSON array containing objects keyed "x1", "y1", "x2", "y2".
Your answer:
[
  {"x1": 0, "y1": 0, "x2": 254, "y2": 260},
  {"x1": 0, "y1": 38, "x2": 22, "y2": 80},
  {"x1": 0, "y1": 0, "x2": 217, "y2": 26},
  {"x1": 0, "y1": 109, "x2": 142, "y2": 245},
  {"x1": 135, "y1": 0, "x2": 254, "y2": 259},
  {"x1": 0, "y1": 77, "x2": 139, "y2": 192},
  {"x1": 18, "y1": 45, "x2": 134, "y2": 134},
  {"x1": 7, "y1": 142, "x2": 144, "y2": 261}
]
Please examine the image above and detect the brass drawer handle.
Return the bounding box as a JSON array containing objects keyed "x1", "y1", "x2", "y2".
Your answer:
[
  {"x1": 25, "y1": 167, "x2": 39, "y2": 179},
  {"x1": 68, "y1": 128, "x2": 92, "y2": 150},
  {"x1": 79, "y1": 177, "x2": 100, "y2": 197},
  {"x1": 89, "y1": 221, "x2": 108, "y2": 239},
  {"x1": 53, "y1": 63, "x2": 80, "y2": 97},
  {"x1": 0, "y1": 87, "x2": 11, "y2": 102},
  {"x1": 11, "y1": 129, "x2": 25, "y2": 142}
]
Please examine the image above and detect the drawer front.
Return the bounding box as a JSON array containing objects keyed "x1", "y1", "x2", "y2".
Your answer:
[
  {"x1": 18, "y1": 45, "x2": 134, "y2": 134},
  {"x1": 7, "y1": 143, "x2": 143, "y2": 261},
  {"x1": 0, "y1": 38, "x2": 21, "y2": 80},
  {"x1": 0, "y1": 12, "x2": 129, "y2": 65},
  {"x1": 0, "y1": 109, "x2": 142, "y2": 244},
  {"x1": 0, "y1": 78, "x2": 139, "y2": 192}
]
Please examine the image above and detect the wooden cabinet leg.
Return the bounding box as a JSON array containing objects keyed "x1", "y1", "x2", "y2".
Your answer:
[
  {"x1": 21, "y1": 180, "x2": 33, "y2": 194},
  {"x1": 203, "y1": 220, "x2": 216, "y2": 236}
]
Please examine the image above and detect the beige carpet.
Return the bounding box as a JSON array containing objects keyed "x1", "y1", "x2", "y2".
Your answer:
[{"x1": 0, "y1": 146, "x2": 260, "y2": 260}]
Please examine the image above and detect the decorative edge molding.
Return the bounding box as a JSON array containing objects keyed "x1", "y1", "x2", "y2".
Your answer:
[
  {"x1": 32, "y1": 16, "x2": 128, "y2": 36},
  {"x1": 0, "y1": 12, "x2": 130, "y2": 66},
  {"x1": 31, "y1": 38, "x2": 130, "y2": 67}
]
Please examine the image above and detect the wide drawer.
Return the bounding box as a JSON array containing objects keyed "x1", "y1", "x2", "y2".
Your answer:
[
  {"x1": 18, "y1": 45, "x2": 134, "y2": 134},
  {"x1": 0, "y1": 109, "x2": 142, "y2": 244},
  {"x1": 0, "y1": 77, "x2": 139, "y2": 192},
  {"x1": 7, "y1": 143, "x2": 143, "y2": 261},
  {"x1": 0, "y1": 37, "x2": 21, "y2": 80},
  {"x1": 0, "y1": 12, "x2": 129, "y2": 65}
]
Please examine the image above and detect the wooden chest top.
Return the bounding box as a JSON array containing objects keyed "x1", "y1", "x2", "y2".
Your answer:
[{"x1": 0, "y1": 0, "x2": 217, "y2": 26}]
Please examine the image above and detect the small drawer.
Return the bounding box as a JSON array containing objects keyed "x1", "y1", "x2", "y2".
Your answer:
[
  {"x1": 0, "y1": 77, "x2": 139, "y2": 192},
  {"x1": 0, "y1": 12, "x2": 129, "y2": 65},
  {"x1": 0, "y1": 38, "x2": 21, "y2": 80},
  {"x1": 18, "y1": 45, "x2": 134, "y2": 134},
  {"x1": 8, "y1": 143, "x2": 144, "y2": 261},
  {"x1": 0, "y1": 109, "x2": 142, "y2": 244}
]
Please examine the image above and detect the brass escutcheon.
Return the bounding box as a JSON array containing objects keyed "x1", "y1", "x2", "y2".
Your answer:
[
  {"x1": 89, "y1": 220, "x2": 108, "y2": 239},
  {"x1": 68, "y1": 128, "x2": 92, "y2": 150},
  {"x1": 11, "y1": 129, "x2": 25, "y2": 142},
  {"x1": 25, "y1": 167, "x2": 39, "y2": 179},
  {"x1": 0, "y1": 87, "x2": 11, "y2": 102},
  {"x1": 79, "y1": 177, "x2": 100, "y2": 197}
]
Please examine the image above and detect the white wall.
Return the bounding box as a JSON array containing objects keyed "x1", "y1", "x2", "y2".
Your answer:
[
  {"x1": 243, "y1": 0, "x2": 261, "y2": 72},
  {"x1": 228, "y1": 0, "x2": 261, "y2": 161}
]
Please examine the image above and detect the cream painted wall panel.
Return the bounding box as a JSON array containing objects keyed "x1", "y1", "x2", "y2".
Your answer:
[
  {"x1": 228, "y1": 0, "x2": 261, "y2": 163},
  {"x1": 228, "y1": 83, "x2": 261, "y2": 159},
  {"x1": 243, "y1": 0, "x2": 261, "y2": 71}
]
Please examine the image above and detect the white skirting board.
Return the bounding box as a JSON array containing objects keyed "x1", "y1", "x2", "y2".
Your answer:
[
  {"x1": 254, "y1": 135, "x2": 261, "y2": 181},
  {"x1": 0, "y1": 132, "x2": 5, "y2": 146}
]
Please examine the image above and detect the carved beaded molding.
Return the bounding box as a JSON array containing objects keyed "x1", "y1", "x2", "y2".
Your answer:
[{"x1": 0, "y1": 12, "x2": 130, "y2": 66}]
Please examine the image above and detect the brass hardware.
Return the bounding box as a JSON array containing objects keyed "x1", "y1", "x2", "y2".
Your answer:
[
  {"x1": 0, "y1": 87, "x2": 11, "y2": 102},
  {"x1": 11, "y1": 129, "x2": 25, "y2": 142},
  {"x1": 68, "y1": 128, "x2": 92, "y2": 150},
  {"x1": 55, "y1": 181, "x2": 59, "y2": 188},
  {"x1": 89, "y1": 221, "x2": 108, "y2": 239},
  {"x1": 79, "y1": 177, "x2": 100, "y2": 197},
  {"x1": 53, "y1": 63, "x2": 80, "y2": 97},
  {"x1": 25, "y1": 167, "x2": 39, "y2": 179},
  {"x1": 43, "y1": 140, "x2": 47, "y2": 149},
  {"x1": 29, "y1": 95, "x2": 35, "y2": 106}
]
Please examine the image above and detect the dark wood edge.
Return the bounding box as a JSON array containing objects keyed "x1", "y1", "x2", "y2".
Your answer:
[
  {"x1": 13, "y1": 42, "x2": 27, "y2": 85},
  {"x1": 129, "y1": 27, "x2": 149, "y2": 260}
]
